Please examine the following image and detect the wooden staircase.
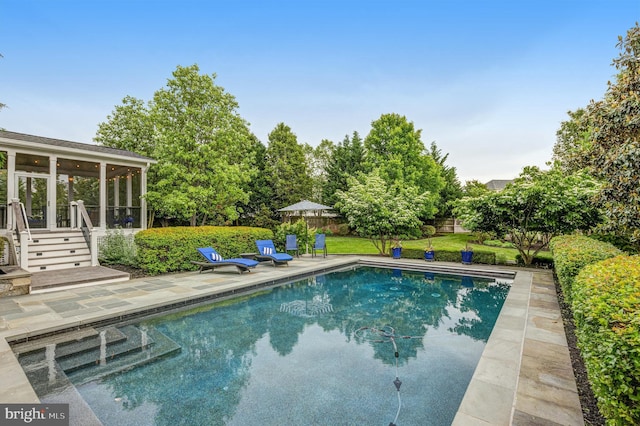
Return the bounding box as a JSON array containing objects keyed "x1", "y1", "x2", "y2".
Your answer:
[{"x1": 22, "y1": 230, "x2": 92, "y2": 272}]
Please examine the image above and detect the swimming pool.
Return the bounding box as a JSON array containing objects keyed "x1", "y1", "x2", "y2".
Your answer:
[{"x1": 18, "y1": 266, "x2": 511, "y2": 425}]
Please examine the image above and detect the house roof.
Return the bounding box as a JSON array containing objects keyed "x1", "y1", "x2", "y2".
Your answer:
[
  {"x1": 0, "y1": 129, "x2": 155, "y2": 162},
  {"x1": 485, "y1": 179, "x2": 514, "y2": 191}
]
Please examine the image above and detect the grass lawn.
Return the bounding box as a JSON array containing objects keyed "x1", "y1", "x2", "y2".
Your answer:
[{"x1": 326, "y1": 233, "x2": 552, "y2": 263}]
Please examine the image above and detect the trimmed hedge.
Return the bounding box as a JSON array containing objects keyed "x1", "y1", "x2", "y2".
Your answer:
[
  {"x1": 395, "y1": 248, "x2": 496, "y2": 265},
  {"x1": 550, "y1": 235, "x2": 622, "y2": 302},
  {"x1": 572, "y1": 255, "x2": 640, "y2": 424},
  {"x1": 135, "y1": 226, "x2": 273, "y2": 275}
]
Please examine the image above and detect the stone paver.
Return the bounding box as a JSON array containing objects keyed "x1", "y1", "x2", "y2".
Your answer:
[{"x1": 0, "y1": 257, "x2": 583, "y2": 425}]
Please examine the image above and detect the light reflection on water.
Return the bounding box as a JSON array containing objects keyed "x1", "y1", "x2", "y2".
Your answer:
[{"x1": 63, "y1": 267, "x2": 511, "y2": 425}]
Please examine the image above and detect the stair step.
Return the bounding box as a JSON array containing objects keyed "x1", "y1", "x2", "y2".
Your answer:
[
  {"x1": 16, "y1": 230, "x2": 92, "y2": 272},
  {"x1": 56, "y1": 327, "x2": 128, "y2": 360},
  {"x1": 67, "y1": 326, "x2": 182, "y2": 386},
  {"x1": 29, "y1": 253, "x2": 91, "y2": 265},
  {"x1": 30, "y1": 236, "x2": 87, "y2": 244},
  {"x1": 29, "y1": 260, "x2": 92, "y2": 272},
  {"x1": 18, "y1": 325, "x2": 181, "y2": 397},
  {"x1": 57, "y1": 325, "x2": 155, "y2": 373},
  {"x1": 12, "y1": 328, "x2": 100, "y2": 356},
  {"x1": 28, "y1": 242, "x2": 89, "y2": 253}
]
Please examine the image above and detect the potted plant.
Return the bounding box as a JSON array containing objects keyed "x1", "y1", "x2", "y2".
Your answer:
[
  {"x1": 391, "y1": 238, "x2": 402, "y2": 259},
  {"x1": 461, "y1": 243, "x2": 473, "y2": 265},
  {"x1": 423, "y1": 225, "x2": 435, "y2": 261},
  {"x1": 424, "y1": 245, "x2": 435, "y2": 261}
]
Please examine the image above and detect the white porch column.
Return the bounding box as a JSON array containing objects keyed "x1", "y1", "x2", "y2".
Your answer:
[
  {"x1": 141, "y1": 164, "x2": 149, "y2": 229},
  {"x1": 114, "y1": 176, "x2": 120, "y2": 223},
  {"x1": 99, "y1": 162, "x2": 107, "y2": 229},
  {"x1": 49, "y1": 155, "x2": 57, "y2": 229},
  {"x1": 126, "y1": 171, "x2": 132, "y2": 218},
  {"x1": 25, "y1": 177, "x2": 32, "y2": 216},
  {"x1": 6, "y1": 151, "x2": 15, "y2": 230}
]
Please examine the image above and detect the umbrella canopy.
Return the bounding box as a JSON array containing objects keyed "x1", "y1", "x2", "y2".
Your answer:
[{"x1": 278, "y1": 200, "x2": 333, "y2": 215}]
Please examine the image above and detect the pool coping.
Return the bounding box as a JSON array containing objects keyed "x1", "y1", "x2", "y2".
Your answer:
[{"x1": 0, "y1": 256, "x2": 584, "y2": 425}]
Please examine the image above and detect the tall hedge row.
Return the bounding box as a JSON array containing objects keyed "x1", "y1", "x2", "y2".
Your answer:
[
  {"x1": 572, "y1": 255, "x2": 640, "y2": 424},
  {"x1": 134, "y1": 226, "x2": 273, "y2": 274},
  {"x1": 550, "y1": 235, "x2": 622, "y2": 302}
]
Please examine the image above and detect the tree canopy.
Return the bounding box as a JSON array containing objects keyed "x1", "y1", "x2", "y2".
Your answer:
[
  {"x1": 453, "y1": 166, "x2": 603, "y2": 264},
  {"x1": 364, "y1": 113, "x2": 444, "y2": 198},
  {"x1": 429, "y1": 141, "x2": 463, "y2": 218},
  {"x1": 322, "y1": 131, "x2": 366, "y2": 207},
  {"x1": 553, "y1": 23, "x2": 640, "y2": 242},
  {"x1": 96, "y1": 64, "x2": 256, "y2": 226},
  {"x1": 304, "y1": 138, "x2": 334, "y2": 203},
  {"x1": 335, "y1": 170, "x2": 429, "y2": 254},
  {"x1": 264, "y1": 122, "x2": 312, "y2": 209}
]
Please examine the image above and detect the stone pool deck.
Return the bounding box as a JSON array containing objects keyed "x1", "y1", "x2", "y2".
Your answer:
[{"x1": 0, "y1": 256, "x2": 583, "y2": 425}]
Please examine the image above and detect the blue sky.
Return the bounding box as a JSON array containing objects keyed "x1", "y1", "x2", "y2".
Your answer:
[{"x1": 1, "y1": 0, "x2": 638, "y2": 183}]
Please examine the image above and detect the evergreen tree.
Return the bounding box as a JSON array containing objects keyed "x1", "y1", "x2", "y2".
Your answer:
[
  {"x1": 323, "y1": 131, "x2": 366, "y2": 206},
  {"x1": 429, "y1": 141, "x2": 463, "y2": 218},
  {"x1": 264, "y1": 123, "x2": 312, "y2": 209}
]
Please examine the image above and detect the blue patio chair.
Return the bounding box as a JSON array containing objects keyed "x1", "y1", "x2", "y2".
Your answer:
[
  {"x1": 192, "y1": 247, "x2": 259, "y2": 274},
  {"x1": 255, "y1": 239, "x2": 294, "y2": 266},
  {"x1": 285, "y1": 234, "x2": 300, "y2": 257},
  {"x1": 312, "y1": 233, "x2": 327, "y2": 258}
]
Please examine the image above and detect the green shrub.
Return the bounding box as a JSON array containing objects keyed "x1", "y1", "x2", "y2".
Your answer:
[
  {"x1": 550, "y1": 235, "x2": 623, "y2": 302},
  {"x1": 135, "y1": 226, "x2": 273, "y2": 275},
  {"x1": 274, "y1": 220, "x2": 315, "y2": 253},
  {"x1": 471, "y1": 231, "x2": 493, "y2": 244},
  {"x1": 98, "y1": 229, "x2": 137, "y2": 266},
  {"x1": 421, "y1": 225, "x2": 436, "y2": 239},
  {"x1": 335, "y1": 223, "x2": 351, "y2": 236},
  {"x1": 394, "y1": 248, "x2": 496, "y2": 264},
  {"x1": 590, "y1": 233, "x2": 640, "y2": 254},
  {"x1": 484, "y1": 239, "x2": 515, "y2": 248},
  {"x1": 572, "y1": 255, "x2": 640, "y2": 424}
]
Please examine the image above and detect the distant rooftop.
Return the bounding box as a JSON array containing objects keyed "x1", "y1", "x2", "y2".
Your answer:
[
  {"x1": 0, "y1": 129, "x2": 154, "y2": 161},
  {"x1": 485, "y1": 179, "x2": 513, "y2": 191}
]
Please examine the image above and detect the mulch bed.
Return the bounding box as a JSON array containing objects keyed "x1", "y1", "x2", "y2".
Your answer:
[
  {"x1": 555, "y1": 277, "x2": 605, "y2": 425},
  {"x1": 106, "y1": 264, "x2": 149, "y2": 280}
]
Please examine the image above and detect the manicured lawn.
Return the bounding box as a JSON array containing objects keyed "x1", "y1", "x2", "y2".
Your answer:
[{"x1": 326, "y1": 233, "x2": 552, "y2": 263}]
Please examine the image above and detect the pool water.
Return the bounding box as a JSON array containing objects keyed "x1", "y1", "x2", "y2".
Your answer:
[{"x1": 27, "y1": 266, "x2": 511, "y2": 426}]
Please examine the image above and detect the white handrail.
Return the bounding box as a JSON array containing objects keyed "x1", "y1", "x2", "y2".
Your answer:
[{"x1": 19, "y1": 202, "x2": 33, "y2": 241}]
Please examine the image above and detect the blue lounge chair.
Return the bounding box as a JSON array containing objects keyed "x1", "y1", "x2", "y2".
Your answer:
[
  {"x1": 256, "y1": 240, "x2": 294, "y2": 266},
  {"x1": 312, "y1": 233, "x2": 327, "y2": 258},
  {"x1": 192, "y1": 247, "x2": 259, "y2": 274},
  {"x1": 285, "y1": 234, "x2": 300, "y2": 257}
]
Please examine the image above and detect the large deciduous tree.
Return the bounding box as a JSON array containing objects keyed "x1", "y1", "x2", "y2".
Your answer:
[
  {"x1": 335, "y1": 170, "x2": 429, "y2": 255},
  {"x1": 364, "y1": 113, "x2": 444, "y2": 198},
  {"x1": 264, "y1": 123, "x2": 312, "y2": 209},
  {"x1": 453, "y1": 166, "x2": 603, "y2": 265},
  {"x1": 95, "y1": 96, "x2": 154, "y2": 156},
  {"x1": 96, "y1": 64, "x2": 256, "y2": 227},
  {"x1": 553, "y1": 23, "x2": 640, "y2": 241}
]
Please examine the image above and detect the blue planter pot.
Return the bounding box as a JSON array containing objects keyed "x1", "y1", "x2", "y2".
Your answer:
[
  {"x1": 424, "y1": 250, "x2": 435, "y2": 261},
  {"x1": 461, "y1": 250, "x2": 473, "y2": 265},
  {"x1": 392, "y1": 247, "x2": 402, "y2": 259}
]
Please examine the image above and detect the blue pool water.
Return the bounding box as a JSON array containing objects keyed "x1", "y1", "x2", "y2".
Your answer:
[{"x1": 30, "y1": 266, "x2": 511, "y2": 426}]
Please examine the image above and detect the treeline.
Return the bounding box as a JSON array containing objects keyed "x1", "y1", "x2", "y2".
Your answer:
[{"x1": 95, "y1": 65, "x2": 464, "y2": 230}]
